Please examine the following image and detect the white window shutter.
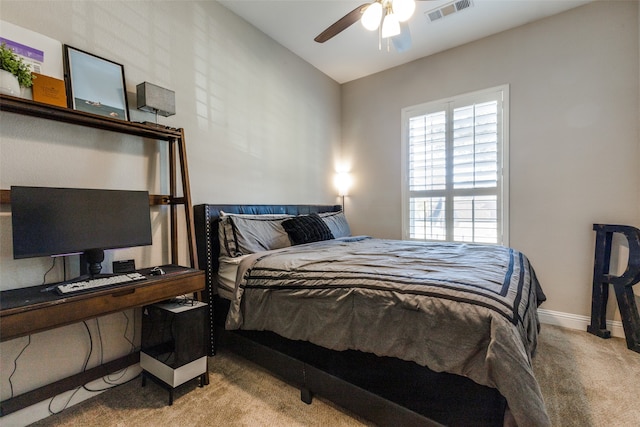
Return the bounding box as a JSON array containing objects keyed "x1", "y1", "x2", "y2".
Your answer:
[{"x1": 402, "y1": 85, "x2": 508, "y2": 245}]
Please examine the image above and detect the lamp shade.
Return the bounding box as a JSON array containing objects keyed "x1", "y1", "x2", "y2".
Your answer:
[
  {"x1": 392, "y1": 0, "x2": 416, "y2": 22},
  {"x1": 334, "y1": 172, "x2": 353, "y2": 197},
  {"x1": 136, "y1": 82, "x2": 176, "y2": 117},
  {"x1": 361, "y1": 2, "x2": 383, "y2": 31},
  {"x1": 381, "y1": 12, "x2": 401, "y2": 38}
]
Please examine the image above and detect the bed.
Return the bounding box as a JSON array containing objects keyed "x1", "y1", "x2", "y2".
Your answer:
[{"x1": 194, "y1": 204, "x2": 550, "y2": 427}]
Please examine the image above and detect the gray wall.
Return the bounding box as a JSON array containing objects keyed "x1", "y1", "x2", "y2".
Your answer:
[{"x1": 341, "y1": 1, "x2": 639, "y2": 319}]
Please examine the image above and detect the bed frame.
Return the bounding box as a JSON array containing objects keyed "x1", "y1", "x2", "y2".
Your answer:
[{"x1": 194, "y1": 204, "x2": 507, "y2": 427}]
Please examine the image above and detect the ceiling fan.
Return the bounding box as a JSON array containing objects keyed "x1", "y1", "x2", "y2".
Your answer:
[{"x1": 314, "y1": 0, "x2": 433, "y2": 52}]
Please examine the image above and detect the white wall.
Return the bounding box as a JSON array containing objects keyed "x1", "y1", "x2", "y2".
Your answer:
[
  {"x1": 341, "y1": 1, "x2": 639, "y2": 320},
  {"x1": 0, "y1": 1, "x2": 340, "y2": 425}
]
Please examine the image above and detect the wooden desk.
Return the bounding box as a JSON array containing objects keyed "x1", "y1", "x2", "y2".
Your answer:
[
  {"x1": 0, "y1": 265, "x2": 205, "y2": 416},
  {"x1": 1, "y1": 265, "x2": 204, "y2": 342}
]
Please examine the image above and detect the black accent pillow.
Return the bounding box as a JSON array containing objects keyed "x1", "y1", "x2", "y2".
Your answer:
[{"x1": 282, "y1": 213, "x2": 335, "y2": 245}]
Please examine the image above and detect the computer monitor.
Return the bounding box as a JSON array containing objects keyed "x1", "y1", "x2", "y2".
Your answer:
[{"x1": 11, "y1": 186, "x2": 152, "y2": 276}]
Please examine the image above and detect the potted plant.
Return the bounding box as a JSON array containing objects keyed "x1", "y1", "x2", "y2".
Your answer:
[{"x1": 0, "y1": 42, "x2": 34, "y2": 96}]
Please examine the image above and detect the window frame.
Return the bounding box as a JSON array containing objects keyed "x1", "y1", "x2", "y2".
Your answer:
[{"x1": 401, "y1": 85, "x2": 510, "y2": 245}]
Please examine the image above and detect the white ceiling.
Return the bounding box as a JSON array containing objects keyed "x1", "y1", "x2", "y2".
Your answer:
[{"x1": 219, "y1": 0, "x2": 594, "y2": 83}]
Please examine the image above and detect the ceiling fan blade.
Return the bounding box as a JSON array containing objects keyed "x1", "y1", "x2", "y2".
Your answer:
[
  {"x1": 314, "y1": 3, "x2": 371, "y2": 43},
  {"x1": 392, "y1": 22, "x2": 412, "y2": 53}
]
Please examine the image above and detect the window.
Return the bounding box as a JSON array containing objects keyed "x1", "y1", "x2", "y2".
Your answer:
[{"x1": 401, "y1": 85, "x2": 509, "y2": 245}]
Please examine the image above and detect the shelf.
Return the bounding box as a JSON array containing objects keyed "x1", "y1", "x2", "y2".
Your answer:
[
  {"x1": 0, "y1": 190, "x2": 178, "y2": 207},
  {"x1": 0, "y1": 94, "x2": 182, "y2": 140}
]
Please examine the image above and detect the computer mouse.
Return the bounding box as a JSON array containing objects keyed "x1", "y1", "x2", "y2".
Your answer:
[{"x1": 150, "y1": 267, "x2": 165, "y2": 276}]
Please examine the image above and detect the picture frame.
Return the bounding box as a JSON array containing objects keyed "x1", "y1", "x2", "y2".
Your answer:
[{"x1": 63, "y1": 45, "x2": 129, "y2": 121}]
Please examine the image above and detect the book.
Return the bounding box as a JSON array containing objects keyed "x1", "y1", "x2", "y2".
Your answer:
[{"x1": 31, "y1": 73, "x2": 67, "y2": 107}]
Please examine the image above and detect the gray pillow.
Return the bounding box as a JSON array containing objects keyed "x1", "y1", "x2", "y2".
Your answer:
[
  {"x1": 219, "y1": 212, "x2": 292, "y2": 257},
  {"x1": 320, "y1": 211, "x2": 351, "y2": 238}
]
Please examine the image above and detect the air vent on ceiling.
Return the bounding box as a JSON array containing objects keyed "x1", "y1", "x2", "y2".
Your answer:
[{"x1": 426, "y1": 0, "x2": 473, "y2": 23}]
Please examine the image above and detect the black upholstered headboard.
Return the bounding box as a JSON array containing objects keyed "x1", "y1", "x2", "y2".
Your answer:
[{"x1": 193, "y1": 204, "x2": 341, "y2": 300}]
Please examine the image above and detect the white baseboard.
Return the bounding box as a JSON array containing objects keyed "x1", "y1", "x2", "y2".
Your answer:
[{"x1": 537, "y1": 308, "x2": 626, "y2": 339}]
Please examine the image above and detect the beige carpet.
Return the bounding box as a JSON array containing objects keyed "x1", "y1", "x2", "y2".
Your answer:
[
  {"x1": 532, "y1": 324, "x2": 639, "y2": 426},
  {"x1": 32, "y1": 324, "x2": 640, "y2": 426}
]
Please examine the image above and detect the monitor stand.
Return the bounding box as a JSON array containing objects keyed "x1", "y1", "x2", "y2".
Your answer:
[{"x1": 80, "y1": 249, "x2": 105, "y2": 277}]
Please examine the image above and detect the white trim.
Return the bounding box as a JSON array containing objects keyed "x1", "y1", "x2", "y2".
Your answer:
[
  {"x1": 537, "y1": 308, "x2": 626, "y2": 339},
  {"x1": 500, "y1": 86, "x2": 509, "y2": 246},
  {"x1": 401, "y1": 84, "x2": 509, "y2": 245},
  {"x1": 401, "y1": 105, "x2": 410, "y2": 239}
]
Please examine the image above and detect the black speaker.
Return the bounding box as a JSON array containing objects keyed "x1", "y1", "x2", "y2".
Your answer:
[
  {"x1": 113, "y1": 259, "x2": 136, "y2": 274},
  {"x1": 140, "y1": 300, "x2": 208, "y2": 404}
]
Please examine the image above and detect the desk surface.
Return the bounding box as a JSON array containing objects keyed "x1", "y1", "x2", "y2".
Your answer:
[{"x1": 0, "y1": 265, "x2": 205, "y2": 342}]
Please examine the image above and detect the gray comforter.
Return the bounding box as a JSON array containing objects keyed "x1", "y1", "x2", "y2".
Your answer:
[{"x1": 226, "y1": 237, "x2": 550, "y2": 426}]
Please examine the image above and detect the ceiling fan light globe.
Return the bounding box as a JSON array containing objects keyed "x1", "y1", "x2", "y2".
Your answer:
[
  {"x1": 381, "y1": 12, "x2": 401, "y2": 38},
  {"x1": 361, "y1": 2, "x2": 383, "y2": 31},
  {"x1": 392, "y1": 0, "x2": 416, "y2": 22}
]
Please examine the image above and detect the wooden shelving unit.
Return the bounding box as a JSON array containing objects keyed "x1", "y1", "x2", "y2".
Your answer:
[
  {"x1": 0, "y1": 93, "x2": 198, "y2": 269},
  {"x1": 0, "y1": 94, "x2": 203, "y2": 416}
]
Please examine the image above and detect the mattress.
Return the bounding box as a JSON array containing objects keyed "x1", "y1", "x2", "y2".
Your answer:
[{"x1": 225, "y1": 237, "x2": 550, "y2": 427}]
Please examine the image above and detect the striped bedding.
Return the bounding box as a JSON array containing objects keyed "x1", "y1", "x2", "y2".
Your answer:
[{"x1": 226, "y1": 236, "x2": 550, "y2": 426}]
